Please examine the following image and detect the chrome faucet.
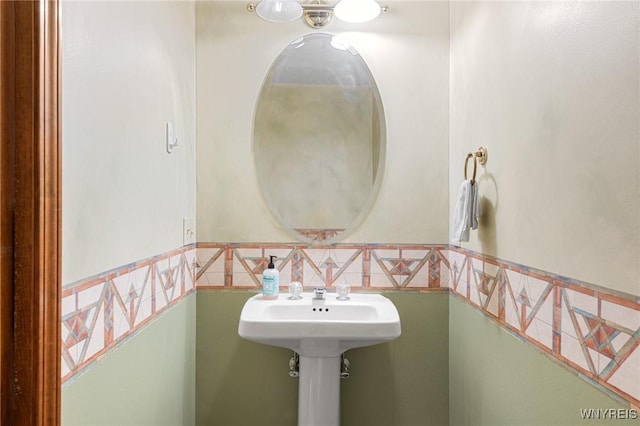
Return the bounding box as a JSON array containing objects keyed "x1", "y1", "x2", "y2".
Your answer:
[{"x1": 313, "y1": 287, "x2": 326, "y2": 300}]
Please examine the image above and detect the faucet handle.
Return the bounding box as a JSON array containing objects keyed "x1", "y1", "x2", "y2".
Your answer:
[
  {"x1": 288, "y1": 281, "x2": 303, "y2": 300},
  {"x1": 336, "y1": 282, "x2": 350, "y2": 301}
]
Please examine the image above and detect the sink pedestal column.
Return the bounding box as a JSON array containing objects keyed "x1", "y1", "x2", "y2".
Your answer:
[{"x1": 298, "y1": 356, "x2": 341, "y2": 426}]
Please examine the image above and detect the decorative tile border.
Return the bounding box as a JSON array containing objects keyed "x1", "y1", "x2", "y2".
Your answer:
[
  {"x1": 196, "y1": 242, "x2": 640, "y2": 407},
  {"x1": 61, "y1": 245, "x2": 197, "y2": 385},
  {"x1": 60, "y1": 241, "x2": 639, "y2": 407},
  {"x1": 446, "y1": 247, "x2": 640, "y2": 407},
  {"x1": 195, "y1": 243, "x2": 450, "y2": 291}
]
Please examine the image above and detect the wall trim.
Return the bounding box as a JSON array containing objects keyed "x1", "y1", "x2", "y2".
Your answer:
[
  {"x1": 61, "y1": 246, "x2": 197, "y2": 384},
  {"x1": 4, "y1": 1, "x2": 62, "y2": 424}
]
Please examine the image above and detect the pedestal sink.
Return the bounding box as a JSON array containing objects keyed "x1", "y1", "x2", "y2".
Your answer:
[{"x1": 238, "y1": 292, "x2": 401, "y2": 426}]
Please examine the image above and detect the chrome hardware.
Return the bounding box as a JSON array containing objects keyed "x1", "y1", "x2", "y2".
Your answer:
[
  {"x1": 303, "y1": 0, "x2": 333, "y2": 29},
  {"x1": 313, "y1": 287, "x2": 326, "y2": 300},
  {"x1": 336, "y1": 282, "x2": 350, "y2": 301},
  {"x1": 289, "y1": 351, "x2": 300, "y2": 378},
  {"x1": 288, "y1": 281, "x2": 303, "y2": 300},
  {"x1": 340, "y1": 354, "x2": 350, "y2": 379}
]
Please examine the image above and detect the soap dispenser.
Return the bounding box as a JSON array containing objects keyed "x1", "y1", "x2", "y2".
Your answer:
[{"x1": 262, "y1": 255, "x2": 279, "y2": 300}]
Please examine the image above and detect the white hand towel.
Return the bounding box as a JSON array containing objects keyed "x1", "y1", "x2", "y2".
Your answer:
[
  {"x1": 451, "y1": 179, "x2": 480, "y2": 242},
  {"x1": 470, "y1": 181, "x2": 479, "y2": 230},
  {"x1": 451, "y1": 180, "x2": 472, "y2": 243}
]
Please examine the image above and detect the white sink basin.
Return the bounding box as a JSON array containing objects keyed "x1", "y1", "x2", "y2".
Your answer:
[{"x1": 238, "y1": 292, "x2": 401, "y2": 357}]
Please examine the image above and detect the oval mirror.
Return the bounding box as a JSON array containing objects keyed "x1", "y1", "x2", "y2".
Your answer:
[{"x1": 254, "y1": 33, "x2": 386, "y2": 244}]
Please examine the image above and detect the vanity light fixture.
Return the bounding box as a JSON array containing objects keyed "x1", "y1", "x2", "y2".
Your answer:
[
  {"x1": 254, "y1": 0, "x2": 303, "y2": 23},
  {"x1": 247, "y1": 0, "x2": 388, "y2": 28},
  {"x1": 334, "y1": 0, "x2": 381, "y2": 23}
]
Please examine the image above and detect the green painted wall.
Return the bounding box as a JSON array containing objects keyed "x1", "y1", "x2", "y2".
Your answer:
[
  {"x1": 61, "y1": 294, "x2": 196, "y2": 426},
  {"x1": 61, "y1": 291, "x2": 635, "y2": 426},
  {"x1": 342, "y1": 292, "x2": 449, "y2": 426},
  {"x1": 196, "y1": 291, "x2": 298, "y2": 426},
  {"x1": 196, "y1": 291, "x2": 449, "y2": 426},
  {"x1": 449, "y1": 296, "x2": 634, "y2": 426}
]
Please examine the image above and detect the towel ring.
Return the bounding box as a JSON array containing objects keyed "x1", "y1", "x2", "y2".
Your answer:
[
  {"x1": 464, "y1": 152, "x2": 477, "y2": 183},
  {"x1": 463, "y1": 146, "x2": 488, "y2": 184}
]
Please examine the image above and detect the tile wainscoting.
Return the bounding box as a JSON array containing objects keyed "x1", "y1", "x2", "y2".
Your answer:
[
  {"x1": 195, "y1": 243, "x2": 449, "y2": 291},
  {"x1": 61, "y1": 242, "x2": 640, "y2": 408},
  {"x1": 196, "y1": 242, "x2": 639, "y2": 407},
  {"x1": 61, "y1": 246, "x2": 197, "y2": 385},
  {"x1": 447, "y1": 248, "x2": 640, "y2": 408}
]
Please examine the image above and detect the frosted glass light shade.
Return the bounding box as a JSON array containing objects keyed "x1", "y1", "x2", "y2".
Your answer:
[
  {"x1": 256, "y1": 0, "x2": 303, "y2": 23},
  {"x1": 334, "y1": 0, "x2": 380, "y2": 23}
]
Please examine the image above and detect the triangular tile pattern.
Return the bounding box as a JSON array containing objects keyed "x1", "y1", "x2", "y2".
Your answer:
[
  {"x1": 63, "y1": 310, "x2": 91, "y2": 348},
  {"x1": 426, "y1": 248, "x2": 451, "y2": 288},
  {"x1": 447, "y1": 250, "x2": 469, "y2": 294},
  {"x1": 578, "y1": 310, "x2": 620, "y2": 360},
  {"x1": 321, "y1": 256, "x2": 339, "y2": 269},
  {"x1": 370, "y1": 248, "x2": 432, "y2": 288},
  {"x1": 562, "y1": 291, "x2": 640, "y2": 386},
  {"x1": 448, "y1": 246, "x2": 640, "y2": 406},
  {"x1": 61, "y1": 246, "x2": 197, "y2": 384},
  {"x1": 195, "y1": 244, "x2": 449, "y2": 291},
  {"x1": 196, "y1": 247, "x2": 226, "y2": 287},
  {"x1": 61, "y1": 242, "x2": 640, "y2": 407},
  {"x1": 517, "y1": 288, "x2": 532, "y2": 307}
]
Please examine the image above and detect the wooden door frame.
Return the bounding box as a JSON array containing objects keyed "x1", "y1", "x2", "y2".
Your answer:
[{"x1": 1, "y1": 0, "x2": 61, "y2": 425}]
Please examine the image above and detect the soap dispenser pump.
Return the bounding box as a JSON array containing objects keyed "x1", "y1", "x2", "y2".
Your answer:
[{"x1": 262, "y1": 255, "x2": 279, "y2": 300}]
